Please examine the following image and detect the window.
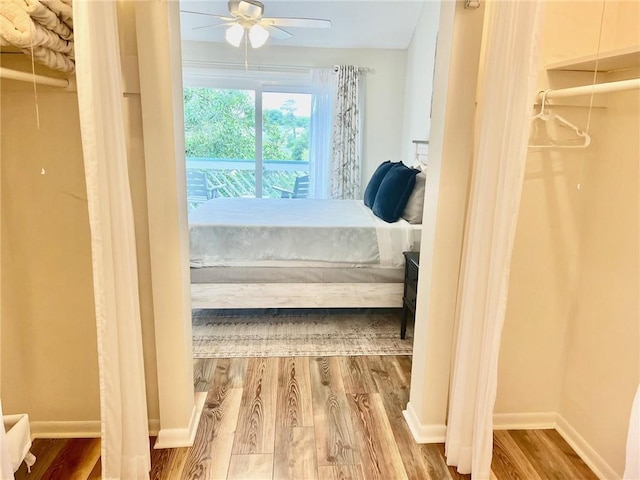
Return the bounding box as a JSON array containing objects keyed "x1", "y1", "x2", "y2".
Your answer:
[
  {"x1": 183, "y1": 70, "x2": 313, "y2": 202},
  {"x1": 262, "y1": 91, "x2": 311, "y2": 197}
]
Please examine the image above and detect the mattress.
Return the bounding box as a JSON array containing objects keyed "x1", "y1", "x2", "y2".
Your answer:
[{"x1": 189, "y1": 198, "x2": 420, "y2": 269}]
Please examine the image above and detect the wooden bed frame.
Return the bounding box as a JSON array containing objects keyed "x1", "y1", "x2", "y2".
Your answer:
[{"x1": 191, "y1": 282, "x2": 404, "y2": 309}]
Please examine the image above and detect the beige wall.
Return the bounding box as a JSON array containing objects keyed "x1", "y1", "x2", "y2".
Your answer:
[
  {"x1": 542, "y1": 0, "x2": 640, "y2": 64},
  {"x1": 181, "y1": 41, "x2": 407, "y2": 192},
  {"x1": 0, "y1": 61, "x2": 100, "y2": 423},
  {"x1": 118, "y1": 0, "x2": 161, "y2": 432},
  {"x1": 135, "y1": 0, "x2": 196, "y2": 438},
  {"x1": 559, "y1": 79, "x2": 639, "y2": 475},
  {"x1": 496, "y1": 135, "x2": 591, "y2": 414},
  {"x1": 496, "y1": 1, "x2": 639, "y2": 475},
  {"x1": 0, "y1": 2, "x2": 161, "y2": 430},
  {"x1": 123, "y1": 94, "x2": 161, "y2": 428}
]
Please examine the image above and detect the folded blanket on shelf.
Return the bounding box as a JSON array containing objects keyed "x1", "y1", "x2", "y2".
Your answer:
[{"x1": 0, "y1": 0, "x2": 74, "y2": 73}]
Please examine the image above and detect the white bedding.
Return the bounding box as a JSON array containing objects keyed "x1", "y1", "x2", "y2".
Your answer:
[{"x1": 189, "y1": 198, "x2": 418, "y2": 268}]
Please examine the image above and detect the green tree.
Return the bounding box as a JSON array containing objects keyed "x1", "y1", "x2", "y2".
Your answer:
[
  {"x1": 281, "y1": 99, "x2": 297, "y2": 141},
  {"x1": 184, "y1": 88, "x2": 257, "y2": 159},
  {"x1": 184, "y1": 88, "x2": 314, "y2": 199},
  {"x1": 184, "y1": 88, "x2": 310, "y2": 162}
]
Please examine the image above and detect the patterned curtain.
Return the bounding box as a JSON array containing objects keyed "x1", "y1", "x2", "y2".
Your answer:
[{"x1": 331, "y1": 65, "x2": 361, "y2": 199}]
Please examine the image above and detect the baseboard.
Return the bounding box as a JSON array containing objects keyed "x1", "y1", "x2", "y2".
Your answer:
[
  {"x1": 31, "y1": 421, "x2": 101, "y2": 439},
  {"x1": 153, "y1": 392, "x2": 207, "y2": 449},
  {"x1": 401, "y1": 407, "x2": 557, "y2": 441},
  {"x1": 402, "y1": 407, "x2": 618, "y2": 479},
  {"x1": 492, "y1": 412, "x2": 557, "y2": 430},
  {"x1": 402, "y1": 402, "x2": 447, "y2": 443},
  {"x1": 556, "y1": 414, "x2": 619, "y2": 480},
  {"x1": 31, "y1": 418, "x2": 162, "y2": 440}
]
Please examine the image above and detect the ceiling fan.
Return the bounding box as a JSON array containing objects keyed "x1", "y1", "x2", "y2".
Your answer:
[{"x1": 181, "y1": 0, "x2": 332, "y2": 49}]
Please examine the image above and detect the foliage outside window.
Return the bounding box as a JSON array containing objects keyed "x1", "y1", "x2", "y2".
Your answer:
[{"x1": 183, "y1": 87, "x2": 311, "y2": 201}]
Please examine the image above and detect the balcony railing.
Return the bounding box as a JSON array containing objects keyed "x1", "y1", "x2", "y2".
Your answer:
[{"x1": 186, "y1": 157, "x2": 309, "y2": 200}]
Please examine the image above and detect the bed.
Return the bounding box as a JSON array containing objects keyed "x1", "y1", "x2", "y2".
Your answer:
[{"x1": 189, "y1": 198, "x2": 421, "y2": 308}]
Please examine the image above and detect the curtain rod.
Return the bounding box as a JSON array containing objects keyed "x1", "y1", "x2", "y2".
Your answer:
[
  {"x1": 538, "y1": 78, "x2": 640, "y2": 100},
  {"x1": 333, "y1": 65, "x2": 371, "y2": 73},
  {"x1": 0, "y1": 67, "x2": 69, "y2": 88},
  {"x1": 183, "y1": 60, "x2": 311, "y2": 73},
  {"x1": 183, "y1": 60, "x2": 371, "y2": 74}
]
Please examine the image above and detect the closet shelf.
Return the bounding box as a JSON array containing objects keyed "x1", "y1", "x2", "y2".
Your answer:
[{"x1": 546, "y1": 45, "x2": 640, "y2": 73}]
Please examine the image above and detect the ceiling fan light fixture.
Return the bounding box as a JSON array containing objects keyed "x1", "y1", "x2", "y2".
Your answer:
[
  {"x1": 225, "y1": 23, "x2": 245, "y2": 47},
  {"x1": 249, "y1": 24, "x2": 269, "y2": 48}
]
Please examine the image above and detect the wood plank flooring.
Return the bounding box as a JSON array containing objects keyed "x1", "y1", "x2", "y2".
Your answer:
[{"x1": 16, "y1": 356, "x2": 598, "y2": 480}]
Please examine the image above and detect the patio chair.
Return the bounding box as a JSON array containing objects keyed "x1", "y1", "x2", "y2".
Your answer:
[
  {"x1": 186, "y1": 170, "x2": 224, "y2": 204},
  {"x1": 273, "y1": 174, "x2": 310, "y2": 199}
]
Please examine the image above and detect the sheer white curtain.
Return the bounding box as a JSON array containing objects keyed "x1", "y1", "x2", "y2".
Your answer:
[
  {"x1": 331, "y1": 65, "x2": 362, "y2": 199},
  {"x1": 308, "y1": 68, "x2": 334, "y2": 199},
  {"x1": 624, "y1": 385, "x2": 640, "y2": 479},
  {"x1": 74, "y1": 1, "x2": 150, "y2": 479},
  {"x1": 445, "y1": 1, "x2": 543, "y2": 478},
  {"x1": 0, "y1": 401, "x2": 13, "y2": 479}
]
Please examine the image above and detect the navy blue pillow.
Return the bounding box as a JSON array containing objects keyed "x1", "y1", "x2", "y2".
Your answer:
[
  {"x1": 363, "y1": 160, "x2": 395, "y2": 208},
  {"x1": 372, "y1": 163, "x2": 420, "y2": 223}
]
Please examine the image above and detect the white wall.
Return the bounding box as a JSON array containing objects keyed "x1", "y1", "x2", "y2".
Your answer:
[
  {"x1": 400, "y1": 1, "x2": 439, "y2": 165},
  {"x1": 406, "y1": 0, "x2": 484, "y2": 438},
  {"x1": 181, "y1": 41, "x2": 407, "y2": 193}
]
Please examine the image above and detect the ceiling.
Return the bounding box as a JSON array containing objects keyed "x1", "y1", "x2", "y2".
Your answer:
[{"x1": 179, "y1": 1, "x2": 426, "y2": 50}]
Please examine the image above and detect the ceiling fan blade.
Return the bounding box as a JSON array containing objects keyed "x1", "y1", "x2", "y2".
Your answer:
[
  {"x1": 264, "y1": 25, "x2": 292, "y2": 40},
  {"x1": 192, "y1": 22, "x2": 233, "y2": 31},
  {"x1": 262, "y1": 17, "x2": 332, "y2": 29},
  {"x1": 180, "y1": 10, "x2": 234, "y2": 21}
]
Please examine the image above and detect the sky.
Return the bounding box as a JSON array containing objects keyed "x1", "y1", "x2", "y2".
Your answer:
[{"x1": 262, "y1": 92, "x2": 311, "y2": 117}]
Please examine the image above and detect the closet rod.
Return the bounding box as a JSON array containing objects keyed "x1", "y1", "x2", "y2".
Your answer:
[
  {"x1": 538, "y1": 78, "x2": 640, "y2": 100},
  {"x1": 0, "y1": 67, "x2": 69, "y2": 88}
]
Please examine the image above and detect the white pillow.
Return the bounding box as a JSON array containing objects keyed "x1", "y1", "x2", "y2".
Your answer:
[
  {"x1": 411, "y1": 161, "x2": 427, "y2": 172},
  {"x1": 401, "y1": 171, "x2": 426, "y2": 224}
]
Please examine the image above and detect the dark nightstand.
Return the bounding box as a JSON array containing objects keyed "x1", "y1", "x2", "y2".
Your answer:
[{"x1": 401, "y1": 251, "x2": 420, "y2": 339}]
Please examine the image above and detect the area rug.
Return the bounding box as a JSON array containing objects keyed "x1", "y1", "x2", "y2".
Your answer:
[{"x1": 192, "y1": 308, "x2": 414, "y2": 358}]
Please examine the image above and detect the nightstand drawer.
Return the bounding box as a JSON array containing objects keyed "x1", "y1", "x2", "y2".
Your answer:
[
  {"x1": 406, "y1": 262, "x2": 419, "y2": 285},
  {"x1": 405, "y1": 279, "x2": 417, "y2": 306},
  {"x1": 401, "y1": 251, "x2": 420, "y2": 339},
  {"x1": 404, "y1": 292, "x2": 417, "y2": 313}
]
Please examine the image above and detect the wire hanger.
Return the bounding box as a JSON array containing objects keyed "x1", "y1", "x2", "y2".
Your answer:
[{"x1": 528, "y1": 90, "x2": 591, "y2": 149}]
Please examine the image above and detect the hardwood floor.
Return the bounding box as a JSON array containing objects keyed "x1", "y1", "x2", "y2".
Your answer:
[{"x1": 16, "y1": 356, "x2": 598, "y2": 480}]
